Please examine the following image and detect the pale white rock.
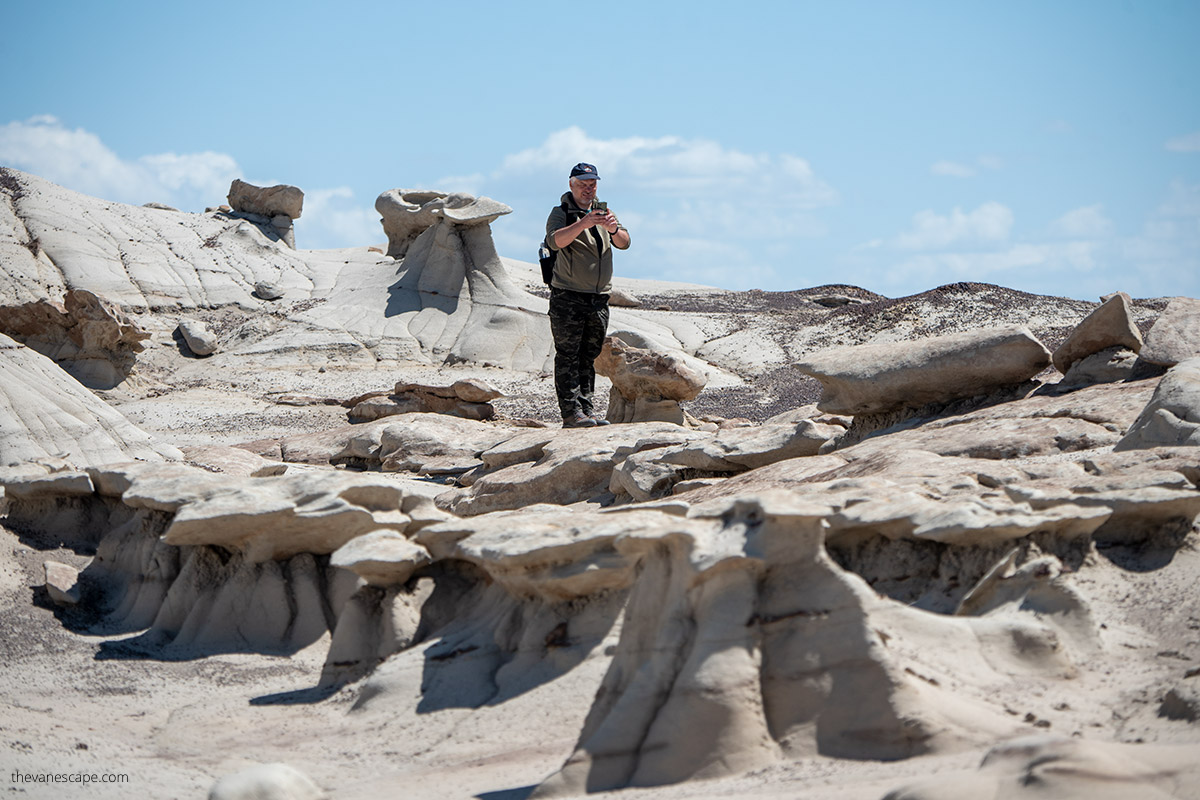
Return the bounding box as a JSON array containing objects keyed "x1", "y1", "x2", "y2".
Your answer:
[
  {"x1": 795, "y1": 325, "x2": 1052, "y2": 415},
  {"x1": 253, "y1": 281, "x2": 284, "y2": 301},
  {"x1": 881, "y1": 736, "x2": 1200, "y2": 800},
  {"x1": 0, "y1": 333, "x2": 181, "y2": 467},
  {"x1": 43, "y1": 560, "x2": 82, "y2": 605},
  {"x1": 1051, "y1": 291, "x2": 1142, "y2": 373},
  {"x1": 178, "y1": 319, "x2": 219, "y2": 356},
  {"x1": 330, "y1": 530, "x2": 432, "y2": 587},
  {"x1": 1140, "y1": 296, "x2": 1200, "y2": 366},
  {"x1": 208, "y1": 762, "x2": 324, "y2": 800},
  {"x1": 1115, "y1": 357, "x2": 1200, "y2": 450},
  {"x1": 607, "y1": 287, "x2": 642, "y2": 308},
  {"x1": 161, "y1": 470, "x2": 413, "y2": 562},
  {"x1": 438, "y1": 422, "x2": 702, "y2": 516},
  {"x1": 227, "y1": 179, "x2": 304, "y2": 220}
]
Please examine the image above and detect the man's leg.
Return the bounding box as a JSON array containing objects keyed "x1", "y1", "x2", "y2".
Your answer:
[
  {"x1": 577, "y1": 297, "x2": 610, "y2": 418},
  {"x1": 549, "y1": 290, "x2": 587, "y2": 420}
]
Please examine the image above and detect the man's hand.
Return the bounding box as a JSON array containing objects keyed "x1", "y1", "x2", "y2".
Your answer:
[{"x1": 585, "y1": 209, "x2": 608, "y2": 228}]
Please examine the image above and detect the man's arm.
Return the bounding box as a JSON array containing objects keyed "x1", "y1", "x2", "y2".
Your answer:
[
  {"x1": 609, "y1": 225, "x2": 630, "y2": 250},
  {"x1": 551, "y1": 209, "x2": 607, "y2": 249}
]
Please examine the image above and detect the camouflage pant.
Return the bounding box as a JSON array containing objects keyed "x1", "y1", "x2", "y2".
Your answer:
[{"x1": 548, "y1": 288, "x2": 609, "y2": 418}]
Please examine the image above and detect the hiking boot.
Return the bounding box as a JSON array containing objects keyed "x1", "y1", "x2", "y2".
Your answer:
[
  {"x1": 590, "y1": 416, "x2": 611, "y2": 426},
  {"x1": 562, "y1": 411, "x2": 598, "y2": 429}
]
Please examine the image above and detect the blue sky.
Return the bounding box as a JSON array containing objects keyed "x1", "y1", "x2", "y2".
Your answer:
[{"x1": 2, "y1": 0, "x2": 1197, "y2": 301}]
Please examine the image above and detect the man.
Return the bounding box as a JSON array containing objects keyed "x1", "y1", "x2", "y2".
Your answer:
[{"x1": 545, "y1": 162, "x2": 631, "y2": 428}]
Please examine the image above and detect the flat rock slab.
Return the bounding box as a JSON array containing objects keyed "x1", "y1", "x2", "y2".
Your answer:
[
  {"x1": 796, "y1": 325, "x2": 1051, "y2": 415},
  {"x1": 1141, "y1": 296, "x2": 1200, "y2": 366}
]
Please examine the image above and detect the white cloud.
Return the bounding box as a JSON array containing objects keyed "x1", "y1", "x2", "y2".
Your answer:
[
  {"x1": 931, "y1": 161, "x2": 975, "y2": 178},
  {"x1": 301, "y1": 187, "x2": 383, "y2": 250},
  {"x1": 1049, "y1": 204, "x2": 1113, "y2": 239},
  {"x1": 498, "y1": 126, "x2": 838, "y2": 209},
  {"x1": 0, "y1": 115, "x2": 238, "y2": 211},
  {"x1": 931, "y1": 155, "x2": 1003, "y2": 179},
  {"x1": 1166, "y1": 131, "x2": 1200, "y2": 153},
  {"x1": 892, "y1": 202, "x2": 1014, "y2": 250}
]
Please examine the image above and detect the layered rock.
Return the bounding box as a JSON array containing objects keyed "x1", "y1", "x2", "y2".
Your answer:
[
  {"x1": 0, "y1": 333, "x2": 180, "y2": 467},
  {"x1": 595, "y1": 336, "x2": 708, "y2": 424},
  {"x1": 796, "y1": 325, "x2": 1051, "y2": 415}
]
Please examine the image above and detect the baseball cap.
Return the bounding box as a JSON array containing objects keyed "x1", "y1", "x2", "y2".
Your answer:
[{"x1": 569, "y1": 163, "x2": 601, "y2": 180}]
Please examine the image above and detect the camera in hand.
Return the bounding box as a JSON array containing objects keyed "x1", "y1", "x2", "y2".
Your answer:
[{"x1": 593, "y1": 201, "x2": 608, "y2": 212}]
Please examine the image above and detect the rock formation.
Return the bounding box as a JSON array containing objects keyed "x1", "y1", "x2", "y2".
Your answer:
[
  {"x1": 347, "y1": 378, "x2": 503, "y2": 423},
  {"x1": 227, "y1": 179, "x2": 304, "y2": 249},
  {"x1": 0, "y1": 289, "x2": 151, "y2": 387},
  {"x1": 1141, "y1": 296, "x2": 1200, "y2": 366},
  {"x1": 796, "y1": 325, "x2": 1051, "y2": 415},
  {"x1": 2, "y1": 169, "x2": 1198, "y2": 800},
  {"x1": 595, "y1": 336, "x2": 708, "y2": 424}
]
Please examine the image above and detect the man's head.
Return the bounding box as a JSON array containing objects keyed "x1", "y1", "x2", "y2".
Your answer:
[{"x1": 569, "y1": 162, "x2": 600, "y2": 208}]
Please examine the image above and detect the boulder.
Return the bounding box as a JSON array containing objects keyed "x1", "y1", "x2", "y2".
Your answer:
[
  {"x1": 227, "y1": 179, "x2": 304, "y2": 220},
  {"x1": 795, "y1": 325, "x2": 1051, "y2": 416},
  {"x1": 1051, "y1": 291, "x2": 1143, "y2": 373},
  {"x1": 43, "y1": 560, "x2": 82, "y2": 605},
  {"x1": 1141, "y1": 296, "x2": 1200, "y2": 366},
  {"x1": 253, "y1": 281, "x2": 285, "y2": 301},
  {"x1": 178, "y1": 319, "x2": 219, "y2": 356},
  {"x1": 1115, "y1": 357, "x2": 1200, "y2": 450},
  {"x1": 330, "y1": 529, "x2": 433, "y2": 587},
  {"x1": 595, "y1": 336, "x2": 707, "y2": 424}
]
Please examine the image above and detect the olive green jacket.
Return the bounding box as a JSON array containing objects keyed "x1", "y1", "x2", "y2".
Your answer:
[{"x1": 545, "y1": 192, "x2": 628, "y2": 294}]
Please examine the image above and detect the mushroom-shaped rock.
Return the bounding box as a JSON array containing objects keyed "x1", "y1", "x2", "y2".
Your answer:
[
  {"x1": 1115, "y1": 356, "x2": 1200, "y2": 450},
  {"x1": 1141, "y1": 296, "x2": 1200, "y2": 366},
  {"x1": 227, "y1": 179, "x2": 304, "y2": 220},
  {"x1": 796, "y1": 325, "x2": 1051, "y2": 416},
  {"x1": 330, "y1": 529, "x2": 432, "y2": 587},
  {"x1": 1051, "y1": 291, "x2": 1143, "y2": 373},
  {"x1": 595, "y1": 336, "x2": 707, "y2": 424},
  {"x1": 376, "y1": 189, "x2": 512, "y2": 257}
]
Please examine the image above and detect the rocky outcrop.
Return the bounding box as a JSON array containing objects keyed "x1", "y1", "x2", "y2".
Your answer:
[
  {"x1": 595, "y1": 336, "x2": 708, "y2": 425},
  {"x1": 0, "y1": 289, "x2": 151, "y2": 387},
  {"x1": 1051, "y1": 291, "x2": 1143, "y2": 374},
  {"x1": 796, "y1": 325, "x2": 1052, "y2": 416},
  {"x1": 1140, "y1": 296, "x2": 1200, "y2": 366},
  {"x1": 1116, "y1": 357, "x2": 1200, "y2": 450},
  {"x1": 0, "y1": 333, "x2": 180, "y2": 466}
]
